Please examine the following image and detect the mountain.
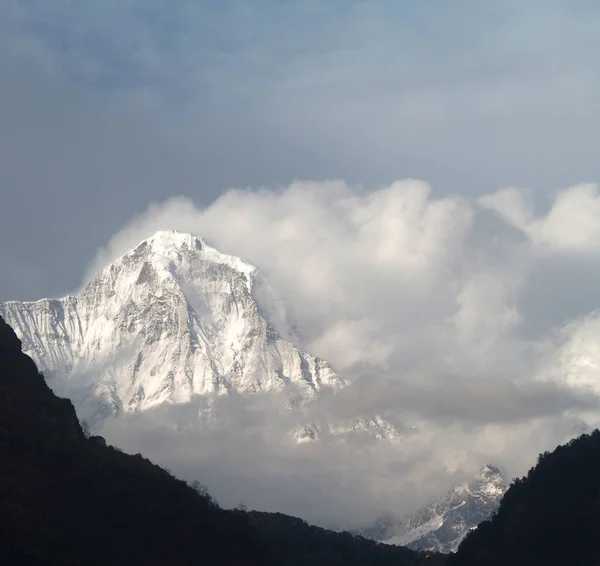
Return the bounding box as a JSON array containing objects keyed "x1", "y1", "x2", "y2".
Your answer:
[
  {"x1": 0, "y1": 313, "x2": 443, "y2": 565},
  {"x1": 0, "y1": 229, "x2": 497, "y2": 548},
  {"x1": 399, "y1": 464, "x2": 507, "y2": 552},
  {"x1": 0, "y1": 230, "x2": 345, "y2": 425},
  {"x1": 0, "y1": 314, "x2": 277, "y2": 565},
  {"x1": 449, "y1": 431, "x2": 600, "y2": 566},
  {"x1": 358, "y1": 464, "x2": 508, "y2": 553}
]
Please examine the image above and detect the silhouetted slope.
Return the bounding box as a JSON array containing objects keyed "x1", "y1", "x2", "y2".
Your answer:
[
  {"x1": 0, "y1": 313, "x2": 447, "y2": 565},
  {"x1": 0, "y1": 315, "x2": 277, "y2": 566},
  {"x1": 450, "y1": 430, "x2": 600, "y2": 566},
  {"x1": 243, "y1": 511, "x2": 446, "y2": 566}
]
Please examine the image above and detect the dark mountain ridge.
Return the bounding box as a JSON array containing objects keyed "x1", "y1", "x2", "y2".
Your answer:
[
  {"x1": 0, "y1": 314, "x2": 443, "y2": 566},
  {"x1": 0, "y1": 314, "x2": 276, "y2": 565},
  {"x1": 450, "y1": 428, "x2": 600, "y2": 566},
  {"x1": 242, "y1": 510, "x2": 446, "y2": 566}
]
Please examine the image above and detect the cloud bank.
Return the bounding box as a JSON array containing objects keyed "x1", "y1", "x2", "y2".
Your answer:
[
  {"x1": 101, "y1": 383, "x2": 592, "y2": 530},
  {"x1": 3, "y1": 1, "x2": 600, "y2": 303},
  {"x1": 91, "y1": 178, "x2": 600, "y2": 529}
]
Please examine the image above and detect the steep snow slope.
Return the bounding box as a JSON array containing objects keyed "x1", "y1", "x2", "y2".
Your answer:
[{"x1": 1, "y1": 231, "x2": 345, "y2": 423}]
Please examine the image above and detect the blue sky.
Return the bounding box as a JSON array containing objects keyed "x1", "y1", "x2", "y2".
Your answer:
[{"x1": 2, "y1": 0, "x2": 600, "y2": 299}]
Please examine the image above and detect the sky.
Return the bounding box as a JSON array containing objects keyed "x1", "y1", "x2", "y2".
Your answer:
[
  {"x1": 2, "y1": 0, "x2": 600, "y2": 301},
  {"x1": 3, "y1": 0, "x2": 600, "y2": 530}
]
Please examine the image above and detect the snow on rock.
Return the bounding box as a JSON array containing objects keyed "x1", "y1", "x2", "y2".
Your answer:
[
  {"x1": 1, "y1": 231, "x2": 346, "y2": 424},
  {"x1": 355, "y1": 464, "x2": 509, "y2": 553}
]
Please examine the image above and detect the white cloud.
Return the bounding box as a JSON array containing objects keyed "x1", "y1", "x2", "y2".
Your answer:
[
  {"x1": 480, "y1": 183, "x2": 600, "y2": 252},
  {"x1": 100, "y1": 384, "x2": 593, "y2": 529},
  {"x1": 87, "y1": 179, "x2": 474, "y2": 371},
  {"x1": 88, "y1": 177, "x2": 600, "y2": 382},
  {"x1": 71, "y1": 177, "x2": 600, "y2": 529},
  {"x1": 452, "y1": 272, "x2": 522, "y2": 358},
  {"x1": 309, "y1": 318, "x2": 395, "y2": 369},
  {"x1": 538, "y1": 311, "x2": 600, "y2": 397}
]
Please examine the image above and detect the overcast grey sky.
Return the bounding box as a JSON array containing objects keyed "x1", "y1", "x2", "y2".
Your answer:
[{"x1": 2, "y1": 0, "x2": 600, "y2": 300}]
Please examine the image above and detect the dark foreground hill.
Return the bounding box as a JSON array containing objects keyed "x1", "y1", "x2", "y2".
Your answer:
[
  {"x1": 450, "y1": 429, "x2": 600, "y2": 566},
  {"x1": 0, "y1": 315, "x2": 277, "y2": 566},
  {"x1": 0, "y1": 314, "x2": 444, "y2": 566},
  {"x1": 242, "y1": 510, "x2": 446, "y2": 566}
]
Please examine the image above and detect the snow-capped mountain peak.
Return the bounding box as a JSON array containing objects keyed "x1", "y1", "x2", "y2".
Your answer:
[
  {"x1": 396, "y1": 463, "x2": 508, "y2": 552},
  {"x1": 356, "y1": 463, "x2": 509, "y2": 553},
  {"x1": 1, "y1": 231, "x2": 345, "y2": 423},
  {"x1": 141, "y1": 230, "x2": 258, "y2": 289},
  {"x1": 475, "y1": 464, "x2": 507, "y2": 498}
]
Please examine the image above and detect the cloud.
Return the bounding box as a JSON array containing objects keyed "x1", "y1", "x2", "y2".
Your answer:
[
  {"x1": 86, "y1": 179, "x2": 475, "y2": 371},
  {"x1": 81, "y1": 179, "x2": 600, "y2": 527},
  {"x1": 480, "y1": 183, "x2": 600, "y2": 252},
  {"x1": 99, "y1": 376, "x2": 594, "y2": 529},
  {"x1": 537, "y1": 311, "x2": 600, "y2": 397},
  {"x1": 3, "y1": 0, "x2": 600, "y2": 307},
  {"x1": 83, "y1": 177, "x2": 600, "y2": 531},
  {"x1": 452, "y1": 272, "x2": 522, "y2": 358},
  {"x1": 319, "y1": 372, "x2": 598, "y2": 425},
  {"x1": 85, "y1": 177, "x2": 600, "y2": 384}
]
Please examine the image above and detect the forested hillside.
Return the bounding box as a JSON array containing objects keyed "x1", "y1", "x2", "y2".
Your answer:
[
  {"x1": 0, "y1": 315, "x2": 277, "y2": 565},
  {"x1": 450, "y1": 430, "x2": 600, "y2": 566},
  {"x1": 0, "y1": 314, "x2": 446, "y2": 566}
]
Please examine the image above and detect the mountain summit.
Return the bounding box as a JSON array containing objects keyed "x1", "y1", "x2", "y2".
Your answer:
[
  {"x1": 1, "y1": 231, "x2": 344, "y2": 423},
  {"x1": 359, "y1": 464, "x2": 508, "y2": 553},
  {"x1": 396, "y1": 464, "x2": 508, "y2": 552},
  {"x1": 450, "y1": 432, "x2": 600, "y2": 565}
]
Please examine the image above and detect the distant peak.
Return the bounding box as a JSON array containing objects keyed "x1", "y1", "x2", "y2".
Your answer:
[
  {"x1": 479, "y1": 463, "x2": 504, "y2": 480},
  {"x1": 146, "y1": 230, "x2": 203, "y2": 250}
]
